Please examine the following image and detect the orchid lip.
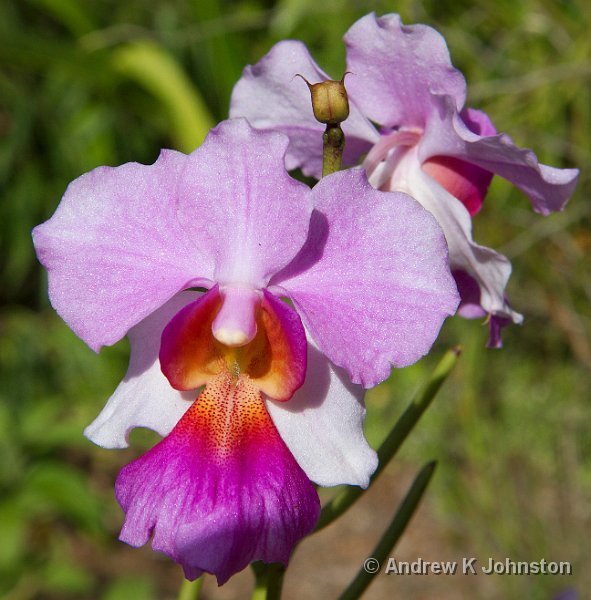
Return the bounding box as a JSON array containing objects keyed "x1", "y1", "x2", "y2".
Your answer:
[{"x1": 115, "y1": 370, "x2": 320, "y2": 584}]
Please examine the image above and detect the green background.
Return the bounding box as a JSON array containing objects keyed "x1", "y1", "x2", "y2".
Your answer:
[{"x1": 1, "y1": 0, "x2": 589, "y2": 598}]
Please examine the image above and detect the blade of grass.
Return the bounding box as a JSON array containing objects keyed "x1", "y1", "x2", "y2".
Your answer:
[{"x1": 338, "y1": 461, "x2": 437, "y2": 600}]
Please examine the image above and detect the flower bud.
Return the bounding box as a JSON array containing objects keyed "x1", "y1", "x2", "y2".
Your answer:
[{"x1": 297, "y1": 74, "x2": 350, "y2": 125}]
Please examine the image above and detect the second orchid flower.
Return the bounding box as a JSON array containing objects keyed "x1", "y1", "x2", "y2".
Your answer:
[{"x1": 230, "y1": 12, "x2": 579, "y2": 347}]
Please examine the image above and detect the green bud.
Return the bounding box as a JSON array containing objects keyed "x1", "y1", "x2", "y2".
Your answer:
[{"x1": 297, "y1": 74, "x2": 350, "y2": 125}]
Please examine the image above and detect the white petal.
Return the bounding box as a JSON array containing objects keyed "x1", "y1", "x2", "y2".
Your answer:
[
  {"x1": 84, "y1": 292, "x2": 200, "y2": 448},
  {"x1": 266, "y1": 341, "x2": 378, "y2": 488},
  {"x1": 380, "y1": 147, "x2": 522, "y2": 324}
]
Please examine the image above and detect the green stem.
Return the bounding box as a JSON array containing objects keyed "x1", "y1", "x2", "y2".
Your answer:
[
  {"x1": 177, "y1": 577, "x2": 203, "y2": 600},
  {"x1": 315, "y1": 346, "x2": 461, "y2": 532},
  {"x1": 251, "y1": 562, "x2": 286, "y2": 600},
  {"x1": 338, "y1": 461, "x2": 438, "y2": 600},
  {"x1": 322, "y1": 124, "x2": 345, "y2": 176}
]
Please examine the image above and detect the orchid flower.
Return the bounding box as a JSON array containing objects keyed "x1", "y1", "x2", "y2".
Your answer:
[
  {"x1": 32, "y1": 118, "x2": 458, "y2": 582},
  {"x1": 230, "y1": 12, "x2": 579, "y2": 347}
]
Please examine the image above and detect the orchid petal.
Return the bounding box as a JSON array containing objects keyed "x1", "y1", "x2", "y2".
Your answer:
[
  {"x1": 84, "y1": 292, "x2": 199, "y2": 449},
  {"x1": 388, "y1": 148, "x2": 522, "y2": 327},
  {"x1": 488, "y1": 314, "x2": 513, "y2": 349},
  {"x1": 453, "y1": 270, "x2": 515, "y2": 347},
  {"x1": 116, "y1": 373, "x2": 319, "y2": 584},
  {"x1": 32, "y1": 150, "x2": 214, "y2": 351},
  {"x1": 176, "y1": 119, "x2": 313, "y2": 288},
  {"x1": 420, "y1": 97, "x2": 579, "y2": 214},
  {"x1": 453, "y1": 269, "x2": 487, "y2": 320},
  {"x1": 344, "y1": 13, "x2": 466, "y2": 129},
  {"x1": 160, "y1": 286, "x2": 224, "y2": 391},
  {"x1": 230, "y1": 40, "x2": 378, "y2": 178},
  {"x1": 423, "y1": 155, "x2": 493, "y2": 217},
  {"x1": 272, "y1": 168, "x2": 459, "y2": 388},
  {"x1": 462, "y1": 107, "x2": 497, "y2": 137},
  {"x1": 250, "y1": 290, "x2": 307, "y2": 401},
  {"x1": 422, "y1": 108, "x2": 496, "y2": 217},
  {"x1": 266, "y1": 341, "x2": 377, "y2": 488}
]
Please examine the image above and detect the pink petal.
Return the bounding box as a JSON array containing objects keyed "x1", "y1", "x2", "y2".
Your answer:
[
  {"x1": 420, "y1": 96, "x2": 579, "y2": 215},
  {"x1": 453, "y1": 269, "x2": 487, "y2": 320},
  {"x1": 266, "y1": 339, "x2": 377, "y2": 487},
  {"x1": 230, "y1": 40, "x2": 379, "y2": 178},
  {"x1": 423, "y1": 155, "x2": 493, "y2": 217},
  {"x1": 116, "y1": 373, "x2": 319, "y2": 584},
  {"x1": 272, "y1": 168, "x2": 459, "y2": 388},
  {"x1": 32, "y1": 150, "x2": 214, "y2": 352},
  {"x1": 487, "y1": 314, "x2": 514, "y2": 349},
  {"x1": 175, "y1": 119, "x2": 313, "y2": 288},
  {"x1": 84, "y1": 292, "x2": 198, "y2": 449},
  {"x1": 422, "y1": 108, "x2": 496, "y2": 216},
  {"x1": 462, "y1": 107, "x2": 497, "y2": 138},
  {"x1": 388, "y1": 147, "x2": 523, "y2": 328},
  {"x1": 344, "y1": 13, "x2": 466, "y2": 129}
]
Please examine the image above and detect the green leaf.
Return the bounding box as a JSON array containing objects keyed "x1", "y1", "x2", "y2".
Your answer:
[{"x1": 112, "y1": 40, "x2": 215, "y2": 152}]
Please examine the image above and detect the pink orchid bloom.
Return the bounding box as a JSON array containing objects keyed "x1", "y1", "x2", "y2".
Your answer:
[
  {"x1": 230, "y1": 12, "x2": 579, "y2": 347},
  {"x1": 32, "y1": 118, "x2": 458, "y2": 583}
]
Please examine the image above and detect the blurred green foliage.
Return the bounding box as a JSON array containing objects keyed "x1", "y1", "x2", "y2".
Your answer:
[{"x1": 0, "y1": 0, "x2": 589, "y2": 598}]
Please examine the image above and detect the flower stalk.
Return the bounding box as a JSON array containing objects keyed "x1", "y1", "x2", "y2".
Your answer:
[
  {"x1": 322, "y1": 125, "x2": 345, "y2": 177},
  {"x1": 177, "y1": 576, "x2": 203, "y2": 600},
  {"x1": 251, "y1": 562, "x2": 286, "y2": 600},
  {"x1": 297, "y1": 74, "x2": 350, "y2": 177}
]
